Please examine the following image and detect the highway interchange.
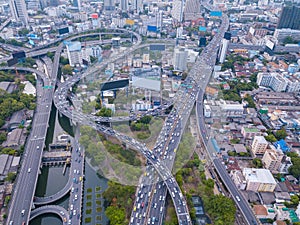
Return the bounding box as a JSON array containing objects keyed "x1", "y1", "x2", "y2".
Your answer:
[{"x1": 3, "y1": 2, "x2": 259, "y2": 225}]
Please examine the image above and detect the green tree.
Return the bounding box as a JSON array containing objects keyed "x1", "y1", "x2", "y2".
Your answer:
[
  {"x1": 139, "y1": 115, "x2": 152, "y2": 124},
  {"x1": 253, "y1": 158, "x2": 263, "y2": 168},
  {"x1": 60, "y1": 56, "x2": 69, "y2": 65},
  {"x1": 265, "y1": 134, "x2": 277, "y2": 142},
  {"x1": 18, "y1": 28, "x2": 30, "y2": 36},
  {"x1": 275, "y1": 129, "x2": 287, "y2": 140},
  {"x1": 105, "y1": 206, "x2": 126, "y2": 225},
  {"x1": 5, "y1": 172, "x2": 16, "y2": 182},
  {"x1": 96, "y1": 107, "x2": 112, "y2": 117},
  {"x1": 62, "y1": 64, "x2": 73, "y2": 75},
  {"x1": 0, "y1": 132, "x2": 7, "y2": 144}
]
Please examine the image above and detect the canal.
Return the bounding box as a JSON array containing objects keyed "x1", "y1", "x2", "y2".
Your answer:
[{"x1": 30, "y1": 106, "x2": 108, "y2": 225}]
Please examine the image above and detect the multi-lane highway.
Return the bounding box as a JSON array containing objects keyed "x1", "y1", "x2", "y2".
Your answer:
[{"x1": 4, "y1": 41, "x2": 62, "y2": 224}]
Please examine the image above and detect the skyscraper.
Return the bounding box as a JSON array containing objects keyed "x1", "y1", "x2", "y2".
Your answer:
[
  {"x1": 120, "y1": 0, "x2": 128, "y2": 11},
  {"x1": 104, "y1": 0, "x2": 115, "y2": 11},
  {"x1": 173, "y1": 47, "x2": 188, "y2": 71},
  {"x1": 219, "y1": 32, "x2": 231, "y2": 63},
  {"x1": 73, "y1": 0, "x2": 81, "y2": 11},
  {"x1": 171, "y1": 0, "x2": 185, "y2": 22},
  {"x1": 132, "y1": 0, "x2": 142, "y2": 13},
  {"x1": 10, "y1": 0, "x2": 28, "y2": 27},
  {"x1": 277, "y1": 6, "x2": 300, "y2": 30}
]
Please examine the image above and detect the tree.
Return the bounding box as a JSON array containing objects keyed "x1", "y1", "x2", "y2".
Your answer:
[
  {"x1": 18, "y1": 28, "x2": 30, "y2": 36},
  {"x1": 275, "y1": 129, "x2": 287, "y2": 140},
  {"x1": 265, "y1": 134, "x2": 277, "y2": 143},
  {"x1": 62, "y1": 64, "x2": 73, "y2": 75},
  {"x1": 60, "y1": 56, "x2": 69, "y2": 65},
  {"x1": 0, "y1": 132, "x2": 7, "y2": 144},
  {"x1": 96, "y1": 107, "x2": 112, "y2": 117},
  {"x1": 253, "y1": 158, "x2": 263, "y2": 168},
  {"x1": 105, "y1": 206, "x2": 126, "y2": 225},
  {"x1": 139, "y1": 115, "x2": 152, "y2": 124},
  {"x1": 5, "y1": 172, "x2": 16, "y2": 182}
]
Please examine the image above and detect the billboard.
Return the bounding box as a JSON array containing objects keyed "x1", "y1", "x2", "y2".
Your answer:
[
  {"x1": 7, "y1": 58, "x2": 18, "y2": 66},
  {"x1": 91, "y1": 13, "x2": 98, "y2": 19},
  {"x1": 149, "y1": 44, "x2": 165, "y2": 51},
  {"x1": 126, "y1": 19, "x2": 135, "y2": 25},
  {"x1": 199, "y1": 26, "x2": 206, "y2": 32},
  {"x1": 210, "y1": 11, "x2": 222, "y2": 17},
  {"x1": 100, "y1": 79, "x2": 129, "y2": 91},
  {"x1": 12, "y1": 51, "x2": 26, "y2": 59},
  {"x1": 58, "y1": 27, "x2": 69, "y2": 35},
  {"x1": 147, "y1": 25, "x2": 157, "y2": 32},
  {"x1": 266, "y1": 40, "x2": 275, "y2": 50},
  {"x1": 132, "y1": 76, "x2": 160, "y2": 91}
]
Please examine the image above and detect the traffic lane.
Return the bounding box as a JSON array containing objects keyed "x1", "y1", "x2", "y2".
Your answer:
[{"x1": 213, "y1": 159, "x2": 257, "y2": 225}]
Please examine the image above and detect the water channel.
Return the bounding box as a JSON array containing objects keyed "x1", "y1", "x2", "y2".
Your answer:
[{"x1": 30, "y1": 106, "x2": 108, "y2": 225}]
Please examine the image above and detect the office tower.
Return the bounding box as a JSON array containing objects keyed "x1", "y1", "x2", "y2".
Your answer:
[
  {"x1": 219, "y1": 32, "x2": 231, "y2": 63},
  {"x1": 132, "y1": 0, "x2": 143, "y2": 13},
  {"x1": 10, "y1": 0, "x2": 29, "y2": 27},
  {"x1": 26, "y1": 0, "x2": 40, "y2": 10},
  {"x1": 120, "y1": 0, "x2": 128, "y2": 11},
  {"x1": 104, "y1": 0, "x2": 115, "y2": 11},
  {"x1": 173, "y1": 47, "x2": 188, "y2": 71},
  {"x1": 66, "y1": 41, "x2": 83, "y2": 67},
  {"x1": 156, "y1": 10, "x2": 162, "y2": 31},
  {"x1": 184, "y1": 0, "x2": 201, "y2": 21},
  {"x1": 277, "y1": 6, "x2": 300, "y2": 30},
  {"x1": 73, "y1": 0, "x2": 81, "y2": 10},
  {"x1": 171, "y1": 0, "x2": 185, "y2": 22}
]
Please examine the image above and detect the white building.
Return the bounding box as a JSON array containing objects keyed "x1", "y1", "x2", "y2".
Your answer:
[
  {"x1": 9, "y1": 0, "x2": 28, "y2": 27},
  {"x1": 243, "y1": 168, "x2": 277, "y2": 192},
  {"x1": 274, "y1": 28, "x2": 300, "y2": 42},
  {"x1": 173, "y1": 47, "x2": 188, "y2": 71},
  {"x1": 171, "y1": 0, "x2": 185, "y2": 22},
  {"x1": 252, "y1": 136, "x2": 268, "y2": 156},
  {"x1": 204, "y1": 104, "x2": 211, "y2": 118},
  {"x1": 66, "y1": 41, "x2": 82, "y2": 66},
  {"x1": 256, "y1": 72, "x2": 300, "y2": 92}
]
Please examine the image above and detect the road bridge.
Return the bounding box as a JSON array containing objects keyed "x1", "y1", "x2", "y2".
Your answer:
[{"x1": 30, "y1": 205, "x2": 68, "y2": 224}]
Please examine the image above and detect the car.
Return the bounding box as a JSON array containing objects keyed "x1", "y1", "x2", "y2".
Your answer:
[
  {"x1": 9, "y1": 221, "x2": 13, "y2": 225},
  {"x1": 28, "y1": 168, "x2": 31, "y2": 173},
  {"x1": 21, "y1": 209, "x2": 25, "y2": 216}
]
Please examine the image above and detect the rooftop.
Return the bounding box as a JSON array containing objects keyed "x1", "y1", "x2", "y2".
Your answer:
[{"x1": 243, "y1": 168, "x2": 276, "y2": 184}]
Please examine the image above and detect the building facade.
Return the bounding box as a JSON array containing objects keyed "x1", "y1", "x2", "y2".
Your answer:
[
  {"x1": 243, "y1": 168, "x2": 277, "y2": 192},
  {"x1": 251, "y1": 136, "x2": 268, "y2": 155}
]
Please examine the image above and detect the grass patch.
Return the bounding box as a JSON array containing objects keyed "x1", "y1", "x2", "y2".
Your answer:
[
  {"x1": 85, "y1": 217, "x2": 91, "y2": 223},
  {"x1": 96, "y1": 193, "x2": 101, "y2": 198},
  {"x1": 87, "y1": 188, "x2": 92, "y2": 193},
  {"x1": 96, "y1": 216, "x2": 102, "y2": 220},
  {"x1": 86, "y1": 194, "x2": 92, "y2": 200},
  {"x1": 137, "y1": 131, "x2": 151, "y2": 140},
  {"x1": 86, "y1": 209, "x2": 92, "y2": 214},
  {"x1": 86, "y1": 201, "x2": 92, "y2": 207},
  {"x1": 96, "y1": 207, "x2": 102, "y2": 213},
  {"x1": 95, "y1": 186, "x2": 101, "y2": 192},
  {"x1": 96, "y1": 200, "x2": 101, "y2": 205}
]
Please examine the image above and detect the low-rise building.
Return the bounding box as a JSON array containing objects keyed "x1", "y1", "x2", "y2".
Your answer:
[
  {"x1": 243, "y1": 168, "x2": 277, "y2": 192},
  {"x1": 242, "y1": 127, "x2": 261, "y2": 140}
]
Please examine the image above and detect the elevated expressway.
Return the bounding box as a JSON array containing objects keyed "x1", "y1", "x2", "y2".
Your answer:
[
  {"x1": 53, "y1": 36, "x2": 193, "y2": 223},
  {"x1": 30, "y1": 205, "x2": 68, "y2": 224}
]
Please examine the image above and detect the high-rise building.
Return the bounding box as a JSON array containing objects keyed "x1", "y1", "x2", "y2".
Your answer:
[
  {"x1": 173, "y1": 47, "x2": 188, "y2": 71},
  {"x1": 104, "y1": 0, "x2": 115, "y2": 11},
  {"x1": 171, "y1": 0, "x2": 185, "y2": 22},
  {"x1": 26, "y1": 0, "x2": 40, "y2": 10},
  {"x1": 219, "y1": 32, "x2": 231, "y2": 63},
  {"x1": 184, "y1": 0, "x2": 201, "y2": 21},
  {"x1": 66, "y1": 41, "x2": 83, "y2": 67},
  {"x1": 277, "y1": 6, "x2": 300, "y2": 30},
  {"x1": 10, "y1": 0, "x2": 28, "y2": 27},
  {"x1": 120, "y1": 0, "x2": 128, "y2": 11},
  {"x1": 262, "y1": 147, "x2": 284, "y2": 172},
  {"x1": 73, "y1": 0, "x2": 81, "y2": 11},
  {"x1": 251, "y1": 136, "x2": 268, "y2": 156},
  {"x1": 132, "y1": 0, "x2": 143, "y2": 13}
]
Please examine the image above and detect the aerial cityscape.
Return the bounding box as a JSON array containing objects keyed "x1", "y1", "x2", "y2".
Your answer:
[{"x1": 0, "y1": 0, "x2": 299, "y2": 224}]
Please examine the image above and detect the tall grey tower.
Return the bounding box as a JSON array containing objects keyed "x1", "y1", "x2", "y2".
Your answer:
[
  {"x1": 132, "y1": 0, "x2": 143, "y2": 13},
  {"x1": 10, "y1": 0, "x2": 29, "y2": 27},
  {"x1": 120, "y1": 0, "x2": 128, "y2": 11}
]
